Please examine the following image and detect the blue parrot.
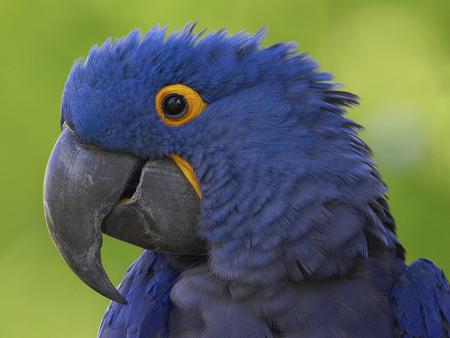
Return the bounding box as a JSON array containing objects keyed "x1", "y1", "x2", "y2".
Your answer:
[{"x1": 43, "y1": 24, "x2": 450, "y2": 338}]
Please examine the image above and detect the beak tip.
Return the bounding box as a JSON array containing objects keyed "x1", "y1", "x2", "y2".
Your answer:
[
  {"x1": 108, "y1": 291, "x2": 127, "y2": 305},
  {"x1": 70, "y1": 260, "x2": 128, "y2": 306},
  {"x1": 82, "y1": 270, "x2": 128, "y2": 305}
]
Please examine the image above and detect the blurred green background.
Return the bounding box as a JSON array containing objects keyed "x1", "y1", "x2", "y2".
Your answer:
[{"x1": 0, "y1": 0, "x2": 448, "y2": 336}]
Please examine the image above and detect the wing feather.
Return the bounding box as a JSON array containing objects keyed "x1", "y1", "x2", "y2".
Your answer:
[{"x1": 392, "y1": 259, "x2": 450, "y2": 338}]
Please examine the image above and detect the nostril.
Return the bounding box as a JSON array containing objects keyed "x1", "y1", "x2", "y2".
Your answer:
[
  {"x1": 61, "y1": 121, "x2": 146, "y2": 204},
  {"x1": 62, "y1": 121, "x2": 84, "y2": 144},
  {"x1": 62, "y1": 121, "x2": 74, "y2": 131}
]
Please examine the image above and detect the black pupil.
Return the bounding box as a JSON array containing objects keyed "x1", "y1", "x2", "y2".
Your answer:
[{"x1": 162, "y1": 94, "x2": 187, "y2": 118}]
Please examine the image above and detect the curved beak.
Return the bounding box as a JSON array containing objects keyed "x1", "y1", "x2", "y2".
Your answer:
[{"x1": 43, "y1": 128, "x2": 203, "y2": 304}]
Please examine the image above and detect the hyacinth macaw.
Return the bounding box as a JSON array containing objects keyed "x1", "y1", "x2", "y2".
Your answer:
[{"x1": 43, "y1": 24, "x2": 450, "y2": 338}]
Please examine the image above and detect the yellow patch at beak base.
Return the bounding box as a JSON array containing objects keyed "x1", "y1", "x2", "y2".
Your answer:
[{"x1": 170, "y1": 155, "x2": 202, "y2": 198}]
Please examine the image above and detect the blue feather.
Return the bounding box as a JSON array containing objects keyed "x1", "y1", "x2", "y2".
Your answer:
[
  {"x1": 98, "y1": 251, "x2": 178, "y2": 338},
  {"x1": 392, "y1": 259, "x2": 450, "y2": 338}
]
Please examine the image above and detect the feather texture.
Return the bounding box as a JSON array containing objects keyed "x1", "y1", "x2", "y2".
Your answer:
[
  {"x1": 98, "y1": 251, "x2": 177, "y2": 338},
  {"x1": 392, "y1": 259, "x2": 450, "y2": 338}
]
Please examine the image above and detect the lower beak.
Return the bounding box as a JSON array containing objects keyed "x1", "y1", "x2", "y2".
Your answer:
[{"x1": 43, "y1": 128, "x2": 203, "y2": 304}]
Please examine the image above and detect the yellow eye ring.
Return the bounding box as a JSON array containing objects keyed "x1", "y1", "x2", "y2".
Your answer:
[{"x1": 155, "y1": 84, "x2": 207, "y2": 126}]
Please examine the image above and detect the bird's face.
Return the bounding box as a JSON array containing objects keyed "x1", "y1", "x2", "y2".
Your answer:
[
  {"x1": 44, "y1": 26, "x2": 362, "y2": 303},
  {"x1": 61, "y1": 28, "x2": 305, "y2": 162}
]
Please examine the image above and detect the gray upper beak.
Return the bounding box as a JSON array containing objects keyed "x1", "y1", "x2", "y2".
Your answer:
[{"x1": 43, "y1": 128, "x2": 203, "y2": 304}]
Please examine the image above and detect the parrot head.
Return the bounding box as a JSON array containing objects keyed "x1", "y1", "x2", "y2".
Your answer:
[{"x1": 44, "y1": 24, "x2": 400, "y2": 304}]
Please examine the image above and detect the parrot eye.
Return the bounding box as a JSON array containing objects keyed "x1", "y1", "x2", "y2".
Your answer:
[
  {"x1": 155, "y1": 84, "x2": 207, "y2": 126},
  {"x1": 162, "y1": 94, "x2": 188, "y2": 118}
]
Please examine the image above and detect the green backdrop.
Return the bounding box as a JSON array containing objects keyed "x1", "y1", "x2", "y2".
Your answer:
[{"x1": 0, "y1": 0, "x2": 448, "y2": 337}]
